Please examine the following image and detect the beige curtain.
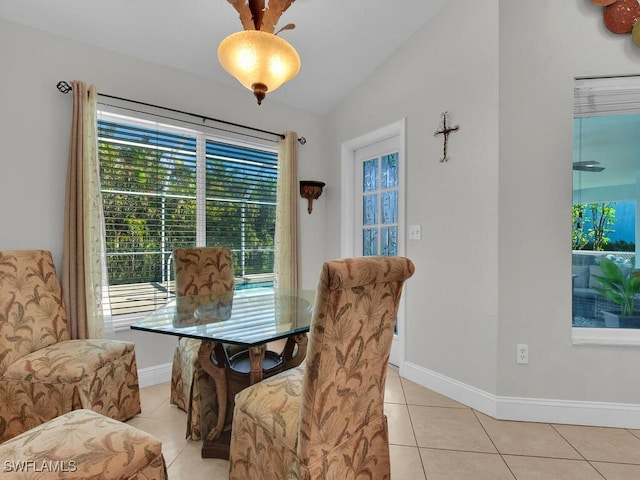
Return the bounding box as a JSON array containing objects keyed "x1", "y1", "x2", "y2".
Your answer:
[
  {"x1": 274, "y1": 131, "x2": 300, "y2": 291},
  {"x1": 62, "y1": 81, "x2": 113, "y2": 339}
]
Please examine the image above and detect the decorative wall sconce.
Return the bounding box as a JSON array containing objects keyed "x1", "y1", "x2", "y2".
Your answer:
[{"x1": 299, "y1": 180, "x2": 325, "y2": 214}]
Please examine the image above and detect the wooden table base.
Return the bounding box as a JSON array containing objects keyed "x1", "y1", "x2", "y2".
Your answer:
[
  {"x1": 201, "y1": 429, "x2": 232, "y2": 459},
  {"x1": 197, "y1": 334, "x2": 309, "y2": 459}
]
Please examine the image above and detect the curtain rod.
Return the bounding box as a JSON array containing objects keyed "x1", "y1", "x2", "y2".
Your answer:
[{"x1": 56, "y1": 81, "x2": 307, "y2": 145}]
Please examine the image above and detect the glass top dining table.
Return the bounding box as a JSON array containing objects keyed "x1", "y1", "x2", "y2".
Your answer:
[
  {"x1": 130, "y1": 287, "x2": 316, "y2": 347},
  {"x1": 131, "y1": 286, "x2": 316, "y2": 460}
]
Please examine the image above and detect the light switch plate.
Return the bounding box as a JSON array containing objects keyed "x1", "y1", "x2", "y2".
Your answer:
[{"x1": 409, "y1": 225, "x2": 422, "y2": 240}]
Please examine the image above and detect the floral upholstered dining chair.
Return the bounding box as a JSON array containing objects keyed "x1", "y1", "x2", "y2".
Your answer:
[
  {"x1": 228, "y1": 255, "x2": 415, "y2": 480},
  {"x1": 0, "y1": 250, "x2": 141, "y2": 442},
  {"x1": 170, "y1": 246, "x2": 235, "y2": 440}
]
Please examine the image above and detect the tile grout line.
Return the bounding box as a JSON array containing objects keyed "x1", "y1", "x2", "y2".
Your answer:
[
  {"x1": 549, "y1": 424, "x2": 588, "y2": 462},
  {"x1": 139, "y1": 391, "x2": 192, "y2": 471},
  {"x1": 548, "y1": 424, "x2": 608, "y2": 479},
  {"x1": 399, "y1": 376, "x2": 429, "y2": 480},
  {"x1": 470, "y1": 409, "x2": 518, "y2": 480}
]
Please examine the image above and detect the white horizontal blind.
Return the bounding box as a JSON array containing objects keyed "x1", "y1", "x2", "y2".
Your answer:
[
  {"x1": 205, "y1": 141, "x2": 278, "y2": 280},
  {"x1": 97, "y1": 111, "x2": 278, "y2": 329},
  {"x1": 575, "y1": 75, "x2": 640, "y2": 117}
]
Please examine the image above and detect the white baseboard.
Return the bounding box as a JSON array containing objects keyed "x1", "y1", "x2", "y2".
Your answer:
[
  {"x1": 137, "y1": 363, "x2": 172, "y2": 388},
  {"x1": 401, "y1": 361, "x2": 640, "y2": 429}
]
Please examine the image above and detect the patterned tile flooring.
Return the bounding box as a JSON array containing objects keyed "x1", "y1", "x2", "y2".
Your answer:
[{"x1": 128, "y1": 368, "x2": 640, "y2": 479}]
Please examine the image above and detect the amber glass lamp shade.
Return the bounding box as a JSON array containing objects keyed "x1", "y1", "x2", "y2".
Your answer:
[{"x1": 218, "y1": 30, "x2": 301, "y2": 105}]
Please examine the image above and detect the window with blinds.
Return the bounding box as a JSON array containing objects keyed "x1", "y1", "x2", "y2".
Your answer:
[
  {"x1": 205, "y1": 141, "x2": 277, "y2": 279},
  {"x1": 98, "y1": 112, "x2": 278, "y2": 329},
  {"x1": 572, "y1": 76, "x2": 640, "y2": 331},
  {"x1": 574, "y1": 75, "x2": 640, "y2": 117}
]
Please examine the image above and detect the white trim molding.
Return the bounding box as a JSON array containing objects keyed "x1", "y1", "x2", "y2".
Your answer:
[
  {"x1": 572, "y1": 327, "x2": 640, "y2": 346},
  {"x1": 340, "y1": 119, "x2": 406, "y2": 257},
  {"x1": 137, "y1": 362, "x2": 172, "y2": 388},
  {"x1": 402, "y1": 361, "x2": 640, "y2": 429}
]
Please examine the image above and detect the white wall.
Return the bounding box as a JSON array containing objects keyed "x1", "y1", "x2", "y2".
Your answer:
[
  {"x1": 4, "y1": 0, "x2": 640, "y2": 423},
  {"x1": 0, "y1": 19, "x2": 327, "y2": 369},
  {"x1": 498, "y1": 0, "x2": 640, "y2": 403},
  {"x1": 325, "y1": 0, "x2": 640, "y2": 423},
  {"x1": 325, "y1": 0, "x2": 501, "y2": 395}
]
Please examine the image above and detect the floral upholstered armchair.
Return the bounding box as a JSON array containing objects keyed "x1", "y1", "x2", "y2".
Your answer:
[
  {"x1": 0, "y1": 250, "x2": 141, "y2": 442},
  {"x1": 170, "y1": 247, "x2": 236, "y2": 440},
  {"x1": 228, "y1": 256, "x2": 415, "y2": 480}
]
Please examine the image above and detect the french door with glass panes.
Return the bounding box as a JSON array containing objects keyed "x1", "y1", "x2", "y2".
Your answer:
[
  {"x1": 344, "y1": 121, "x2": 405, "y2": 367},
  {"x1": 358, "y1": 148, "x2": 400, "y2": 257}
]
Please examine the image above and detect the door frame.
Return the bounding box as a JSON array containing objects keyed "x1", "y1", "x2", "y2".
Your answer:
[{"x1": 340, "y1": 118, "x2": 407, "y2": 368}]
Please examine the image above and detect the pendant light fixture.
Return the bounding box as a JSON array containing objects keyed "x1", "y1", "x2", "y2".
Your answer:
[{"x1": 218, "y1": 0, "x2": 301, "y2": 105}]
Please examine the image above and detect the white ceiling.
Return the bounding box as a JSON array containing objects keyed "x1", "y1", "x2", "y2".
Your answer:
[{"x1": 0, "y1": 0, "x2": 450, "y2": 114}]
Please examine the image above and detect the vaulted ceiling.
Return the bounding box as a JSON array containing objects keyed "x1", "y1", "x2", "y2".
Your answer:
[{"x1": 0, "y1": 0, "x2": 450, "y2": 114}]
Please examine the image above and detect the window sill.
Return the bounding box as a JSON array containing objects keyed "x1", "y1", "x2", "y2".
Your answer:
[{"x1": 572, "y1": 327, "x2": 640, "y2": 346}]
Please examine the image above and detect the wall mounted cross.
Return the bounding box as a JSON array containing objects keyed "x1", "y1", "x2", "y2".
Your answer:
[{"x1": 434, "y1": 111, "x2": 459, "y2": 163}]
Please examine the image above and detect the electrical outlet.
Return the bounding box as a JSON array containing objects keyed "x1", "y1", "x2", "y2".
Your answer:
[{"x1": 516, "y1": 344, "x2": 528, "y2": 364}]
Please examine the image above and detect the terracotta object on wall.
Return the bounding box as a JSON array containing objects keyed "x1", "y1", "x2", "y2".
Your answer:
[
  {"x1": 591, "y1": 0, "x2": 616, "y2": 5},
  {"x1": 603, "y1": 0, "x2": 640, "y2": 34}
]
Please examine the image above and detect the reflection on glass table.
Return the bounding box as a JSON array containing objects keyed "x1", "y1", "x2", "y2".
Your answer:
[{"x1": 133, "y1": 288, "x2": 314, "y2": 346}]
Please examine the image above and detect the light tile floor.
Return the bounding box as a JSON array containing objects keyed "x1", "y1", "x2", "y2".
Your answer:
[{"x1": 128, "y1": 368, "x2": 640, "y2": 479}]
